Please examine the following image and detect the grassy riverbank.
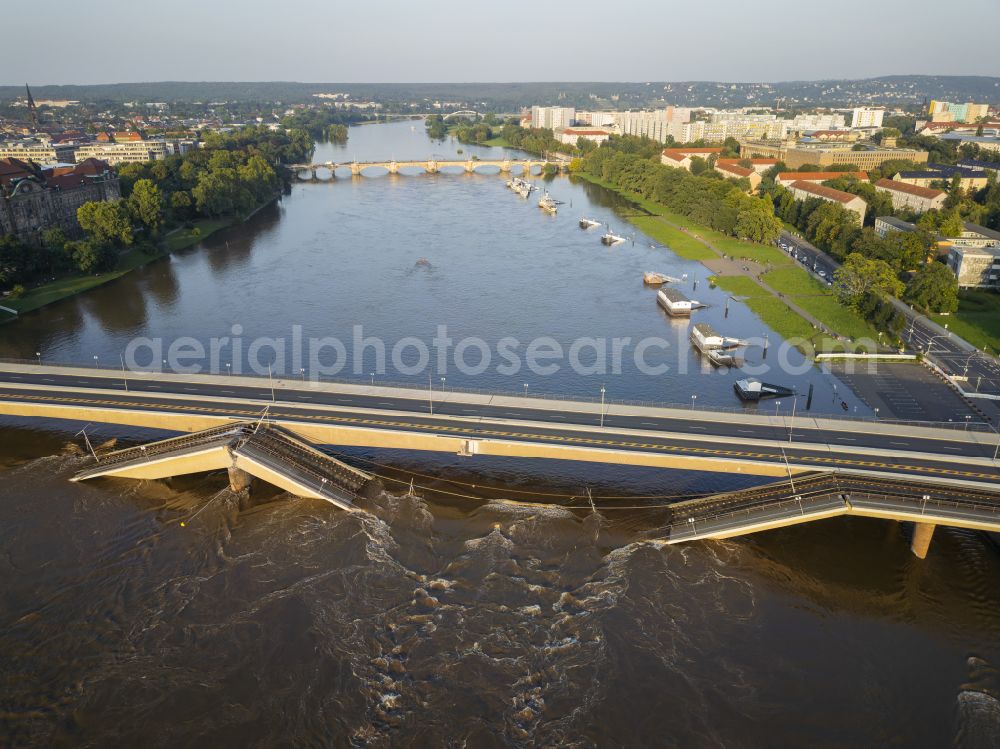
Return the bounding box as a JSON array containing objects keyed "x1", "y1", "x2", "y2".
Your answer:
[
  {"x1": 572, "y1": 171, "x2": 879, "y2": 353},
  {"x1": 1, "y1": 202, "x2": 273, "y2": 323},
  {"x1": 931, "y1": 290, "x2": 1000, "y2": 352}
]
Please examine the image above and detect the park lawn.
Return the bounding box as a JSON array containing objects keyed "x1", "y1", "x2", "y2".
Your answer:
[
  {"x1": 932, "y1": 290, "x2": 1000, "y2": 352},
  {"x1": 630, "y1": 216, "x2": 716, "y2": 260},
  {"x1": 3, "y1": 245, "x2": 161, "y2": 315},
  {"x1": 481, "y1": 136, "x2": 513, "y2": 148},
  {"x1": 763, "y1": 266, "x2": 880, "y2": 343},
  {"x1": 714, "y1": 273, "x2": 857, "y2": 354},
  {"x1": 163, "y1": 217, "x2": 234, "y2": 252}
]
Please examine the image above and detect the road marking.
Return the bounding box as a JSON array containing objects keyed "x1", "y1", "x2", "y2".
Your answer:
[
  {"x1": 690, "y1": 426, "x2": 706, "y2": 430},
  {"x1": 738, "y1": 429, "x2": 753, "y2": 434},
  {"x1": 1, "y1": 391, "x2": 996, "y2": 481},
  {"x1": 641, "y1": 422, "x2": 658, "y2": 427},
  {"x1": 836, "y1": 437, "x2": 856, "y2": 441}
]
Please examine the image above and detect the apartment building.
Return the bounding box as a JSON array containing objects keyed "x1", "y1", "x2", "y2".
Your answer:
[
  {"x1": 0, "y1": 139, "x2": 79, "y2": 165},
  {"x1": 714, "y1": 162, "x2": 761, "y2": 191},
  {"x1": 660, "y1": 148, "x2": 723, "y2": 171},
  {"x1": 529, "y1": 106, "x2": 576, "y2": 130},
  {"x1": 874, "y1": 178, "x2": 946, "y2": 213},
  {"x1": 850, "y1": 107, "x2": 885, "y2": 129},
  {"x1": 74, "y1": 140, "x2": 173, "y2": 165},
  {"x1": 741, "y1": 140, "x2": 928, "y2": 170},
  {"x1": 775, "y1": 171, "x2": 867, "y2": 187},
  {"x1": 787, "y1": 180, "x2": 867, "y2": 222}
]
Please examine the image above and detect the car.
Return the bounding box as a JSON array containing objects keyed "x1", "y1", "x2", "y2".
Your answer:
[{"x1": 818, "y1": 271, "x2": 827, "y2": 279}]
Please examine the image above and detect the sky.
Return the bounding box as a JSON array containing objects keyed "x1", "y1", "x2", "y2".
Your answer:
[{"x1": 5, "y1": 0, "x2": 1000, "y2": 85}]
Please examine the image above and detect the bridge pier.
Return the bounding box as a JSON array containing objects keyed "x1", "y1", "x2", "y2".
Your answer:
[
  {"x1": 310, "y1": 167, "x2": 318, "y2": 181},
  {"x1": 228, "y1": 465, "x2": 253, "y2": 493},
  {"x1": 388, "y1": 161, "x2": 399, "y2": 175},
  {"x1": 351, "y1": 163, "x2": 362, "y2": 177},
  {"x1": 910, "y1": 521, "x2": 936, "y2": 559},
  {"x1": 500, "y1": 160, "x2": 511, "y2": 173},
  {"x1": 465, "y1": 160, "x2": 474, "y2": 173},
  {"x1": 425, "y1": 160, "x2": 439, "y2": 174}
]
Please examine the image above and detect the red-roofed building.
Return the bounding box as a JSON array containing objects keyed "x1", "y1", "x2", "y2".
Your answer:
[
  {"x1": 660, "y1": 147, "x2": 723, "y2": 172},
  {"x1": 555, "y1": 127, "x2": 612, "y2": 146},
  {"x1": 874, "y1": 178, "x2": 946, "y2": 213},
  {"x1": 716, "y1": 157, "x2": 778, "y2": 175},
  {"x1": 787, "y1": 180, "x2": 867, "y2": 222},
  {"x1": 714, "y1": 162, "x2": 761, "y2": 191},
  {"x1": 776, "y1": 171, "x2": 868, "y2": 187},
  {"x1": 0, "y1": 157, "x2": 119, "y2": 243}
]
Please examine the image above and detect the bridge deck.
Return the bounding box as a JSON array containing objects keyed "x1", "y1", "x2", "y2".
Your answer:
[
  {"x1": 73, "y1": 421, "x2": 375, "y2": 510},
  {"x1": 661, "y1": 472, "x2": 1000, "y2": 543}
]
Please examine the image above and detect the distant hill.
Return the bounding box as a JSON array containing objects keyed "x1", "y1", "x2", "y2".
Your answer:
[{"x1": 1, "y1": 76, "x2": 998, "y2": 111}]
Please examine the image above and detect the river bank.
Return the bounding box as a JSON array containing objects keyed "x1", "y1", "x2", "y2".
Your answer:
[
  {"x1": 571, "y1": 170, "x2": 880, "y2": 354},
  {"x1": 0, "y1": 194, "x2": 280, "y2": 324}
]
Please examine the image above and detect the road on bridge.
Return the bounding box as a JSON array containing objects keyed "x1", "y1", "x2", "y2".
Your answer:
[{"x1": 0, "y1": 365, "x2": 998, "y2": 489}]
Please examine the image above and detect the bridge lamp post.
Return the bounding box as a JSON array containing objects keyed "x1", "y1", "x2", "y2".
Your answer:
[
  {"x1": 924, "y1": 334, "x2": 948, "y2": 356},
  {"x1": 226, "y1": 363, "x2": 231, "y2": 376},
  {"x1": 35, "y1": 351, "x2": 41, "y2": 366},
  {"x1": 268, "y1": 361, "x2": 275, "y2": 402},
  {"x1": 120, "y1": 353, "x2": 129, "y2": 392},
  {"x1": 788, "y1": 394, "x2": 807, "y2": 443},
  {"x1": 371, "y1": 372, "x2": 375, "y2": 386},
  {"x1": 690, "y1": 394, "x2": 697, "y2": 411},
  {"x1": 874, "y1": 407, "x2": 879, "y2": 420},
  {"x1": 300, "y1": 368, "x2": 305, "y2": 382},
  {"x1": 965, "y1": 414, "x2": 972, "y2": 431},
  {"x1": 600, "y1": 386, "x2": 607, "y2": 427},
  {"x1": 93, "y1": 354, "x2": 98, "y2": 368},
  {"x1": 775, "y1": 400, "x2": 781, "y2": 415},
  {"x1": 523, "y1": 383, "x2": 528, "y2": 398}
]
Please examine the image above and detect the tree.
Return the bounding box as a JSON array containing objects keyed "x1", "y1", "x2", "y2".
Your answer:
[
  {"x1": 938, "y1": 209, "x2": 965, "y2": 237},
  {"x1": 66, "y1": 240, "x2": 116, "y2": 274},
  {"x1": 904, "y1": 262, "x2": 959, "y2": 313},
  {"x1": 127, "y1": 179, "x2": 164, "y2": 233},
  {"x1": 734, "y1": 197, "x2": 782, "y2": 243},
  {"x1": 833, "y1": 253, "x2": 903, "y2": 310},
  {"x1": 77, "y1": 200, "x2": 133, "y2": 247}
]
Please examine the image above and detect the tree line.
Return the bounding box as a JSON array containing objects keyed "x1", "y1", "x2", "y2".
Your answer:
[
  {"x1": 575, "y1": 135, "x2": 783, "y2": 244},
  {"x1": 0, "y1": 126, "x2": 314, "y2": 295}
]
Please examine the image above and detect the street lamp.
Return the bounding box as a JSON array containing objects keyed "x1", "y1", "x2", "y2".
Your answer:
[
  {"x1": 523, "y1": 383, "x2": 529, "y2": 397},
  {"x1": 775, "y1": 400, "x2": 781, "y2": 415},
  {"x1": 788, "y1": 393, "x2": 806, "y2": 443},
  {"x1": 965, "y1": 414, "x2": 972, "y2": 431},
  {"x1": 428, "y1": 373, "x2": 434, "y2": 415},
  {"x1": 93, "y1": 354, "x2": 98, "y2": 368},
  {"x1": 35, "y1": 351, "x2": 41, "y2": 366},
  {"x1": 300, "y1": 367, "x2": 305, "y2": 382},
  {"x1": 874, "y1": 407, "x2": 880, "y2": 420},
  {"x1": 370, "y1": 372, "x2": 375, "y2": 385},
  {"x1": 600, "y1": 386, "x2": 607, "y2": 427},
  {"x1": 268, "y1": 360, "x2": 275, "y2": 402},
  {"x1": 226, "y1": 362, "x2": 231, "y2": 376}
]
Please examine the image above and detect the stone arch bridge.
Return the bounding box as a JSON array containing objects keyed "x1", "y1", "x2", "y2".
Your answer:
[{"x1": 288, "y1": 159, "x2": 568, "y2": 180}]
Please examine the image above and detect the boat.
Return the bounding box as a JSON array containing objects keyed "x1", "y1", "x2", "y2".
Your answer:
[
  {"x1": 690, "y1": 323, "x2": 745, "y2": 367},
  {"x1": 579, "y1": 217, "x2": 601, "y2": 229},
  {"x1": 538, "y1": 191, "x2": 558, "y2": 214},
  {"x1": 643, "y1": 271, "x2": 682, "y2": 285},
  {"x1": 601, "y1": 228, "x2": 627, "y2": 246},
  {"x1": 733, "y1": 378, "x2": 796, "y2": 402},
  {"x1": 656, "y1": 287, "x2": 695, "y2": 317},
  {"x1": 690, "y1": 322, "x2": 745, "y2": 351}
]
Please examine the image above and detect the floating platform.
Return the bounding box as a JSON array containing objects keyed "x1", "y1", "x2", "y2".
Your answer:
[{"x1": 733, "y1": 378, "x2": 795, "y2": 402}]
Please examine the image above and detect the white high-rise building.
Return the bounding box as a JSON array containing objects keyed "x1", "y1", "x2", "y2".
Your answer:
[
  {"x1": 614, "y1": 108, "x2": 692, "y2": 143},
  {"x1": 851, "y1": 107, "x2": 885, "y2": 129},
  {"x1": 529, "y1": 106, "x2": 576, "y2": 130}
]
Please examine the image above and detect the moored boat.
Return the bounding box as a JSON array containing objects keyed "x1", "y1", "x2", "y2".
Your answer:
[
  {"x1": 733, "y1": 378, "x2": 796, "y2": 402},
  {"x1": 538, "y1": 191, "x2": 558, "y2": 214},
  {"x1": 580, "y1": 217, "x2": 601, "y2": 229},
  {"x1": 656, "y1": 287, "x2": 694, "y2": 316}
]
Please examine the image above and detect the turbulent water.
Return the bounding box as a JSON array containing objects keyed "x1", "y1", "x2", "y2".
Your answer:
[
  {"x1": 1, "y1": 423, "x2": 999, "y2": 747},
  {"x1": 1, "y1": 121, "x2": 1000, "y2": 747}
]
